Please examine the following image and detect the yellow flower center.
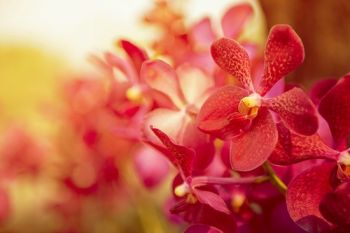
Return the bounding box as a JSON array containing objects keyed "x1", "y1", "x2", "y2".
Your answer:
[
  {"x1": 126, "y1": 85, "x2": 143, "y2": 103},
  {"x1": 174, "y1": 183, "x2": 189, "y2": 197},
  {"x1": 238, "y1": 93, "x2": 261, "y2": 119},
  {"x1": 338, "y1": 151, "x2": 350, "y2": 178}
]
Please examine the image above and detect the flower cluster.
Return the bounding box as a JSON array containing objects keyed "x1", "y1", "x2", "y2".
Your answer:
[{"x1": 0, "y1": 1, "x2": 349, "y2": 233}]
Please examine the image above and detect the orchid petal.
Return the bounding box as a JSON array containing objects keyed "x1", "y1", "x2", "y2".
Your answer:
[
  {"x1": 144, "y1": 108, "x2": 189, "y2": 144},
  {"x1": 286, "y1": 162, "x2": 335, "y2": 232},
  {"x1": 134, "y1": 145, "x2": 169, "y2": 188},
  {"x1": 319, "y1": 182, "x2": 350, "y2": 227},
  {"x1": 230, "y1": 108, "x2": 278, "y2": 171},
  {"x1": 197, "y1": 85, "x2": 251, "y2": 139},
  {"x1": 177, "y1": 65, "x2": 214, "y2": 107},
  {"x1": 221, "y1": 3, "x2": 254, "y2": 39},
  {"x1": 266, "y1": 87, "x2": 318, "y2": 135},
  {"x1": 119, "y1": 39, "x2": 148, "y2": 72},
  {"x1": 211, "y1": 38, "x2": 253, "y2": 90},
  {"x1": 141, "y1": 60, "x2": 185, "y2": 108},
  {"x1": 190, "y1": 18, "x2": 216, "y2": 50},
  {"x1": 309, "y1": 78, "x2": 337, "y2": 105},
  {"x1": 151, "y1": 127, "x2": 194, "y2": 177},
  {"x1": 319, "y1": 75, "x2": 350, "y2": 149},
  {"x1": 258, "y1": 25, "x2": 305, "y2": 95},
  {"x1": 270, "y1": 122, "x2": 338, "y2": 165},
  {"x1": 193, "y1": 189, "x2": 230, "y2": 215},
  {"x1": 105, "y1": 52, "x2": 138, "y2": 83}
]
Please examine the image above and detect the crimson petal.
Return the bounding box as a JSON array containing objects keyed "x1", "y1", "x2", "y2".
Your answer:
[
  {"x1": 119, "y1": 40, "x2": 148, "y2": 72},
  {"x1": 286, "y1": 162, "x2": 335, "y2": 232},
  {"x1": 196, "y1": 85, "x2": 250, "y2": 139},
  {"x1": 266, "y1": 87, "x2": 318, "y2": 136},
  {"x1": 211, "y1": 38, "x2": 253, "y2": 90},
  {"x1": 221, "y1": 3, "x2": 253, "y2": 39},
  {"x1": 270, "y1": 122, "x2": 338, "y2": 165},
  {"x1": 104, "y1": 52, "x2": 138, "y2": 83},
  {"x1": 185, "y1": 224, "x2": 223, "y2": 233},
  {"x1": 230, "y1": 108, "x2": 278, "y2": 171},
  {"x1": 193, "y1": 189, "x2": 230, "y2": 215},
  {"x1": 319, "y1": 182, "x2": 350, "y2": 227},
  {"x1": 257, "y1": 25, "x2": 305, "y2": 95},
  {"x1": 150, "y1": 127, "x2": 194, "y2": 177},
  {"x1": 319, "y1": 75, "x2": 350, "y2": 149}
]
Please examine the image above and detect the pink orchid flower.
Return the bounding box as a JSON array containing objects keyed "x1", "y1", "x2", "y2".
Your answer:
[
  {"x1": 187, "y1": 3, "x2": 255, "y2": 74},
  {"x1": 142, "y1": 60, "x2": 216, "y2": 170},
  {"x1": 197, "y1": 24, "x2": 318, "y2": 172}
]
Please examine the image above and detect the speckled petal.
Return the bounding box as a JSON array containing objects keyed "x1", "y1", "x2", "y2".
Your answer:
[
  {"x1": 286, "y1": 162, "x2": 335, "y2": 232},
  {"x1": 230, "y1": 108, "x2": 278, "y2": 171},
  {"x1": 196, "y1": 85, "x2": 251, "y2": 139},
  {"x1": 266, "y1": 87, "x2": 318, "y2": 136},
  {"x1": 211, "y1": 38, "x2": 253, "y2": 90},
  {"x1": 257, "y1": 25, "x2": 305, "y2": 95},
  {"x1": 270, "y1": 122, "x2": 338, "y2": 165}
]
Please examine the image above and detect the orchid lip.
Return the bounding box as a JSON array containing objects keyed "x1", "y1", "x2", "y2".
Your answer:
[
  {"x1": 126, "y1": 85, "x2": 143, "y2": 103},
  {"x1": 337, "y1": 150, "x2": 350, "y2": 181},
  {"x1": 338, "y1": 150, "x2": 350, "y2": 166},
  {"x1": 238, "y1": 92, "x2": 262, "y2": 119},
  {"x1": 174, "y1": 182, "x2": 190, "y2": 197}
]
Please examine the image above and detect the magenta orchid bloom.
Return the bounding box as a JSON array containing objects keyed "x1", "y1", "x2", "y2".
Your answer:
[{"x1": 197, "y1": 24, "x2": 318, "y2": 172}]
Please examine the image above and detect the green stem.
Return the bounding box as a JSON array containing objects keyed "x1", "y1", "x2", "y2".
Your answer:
[{"x1": 263, "y1": 162, "x2": 287, "y2": 195}]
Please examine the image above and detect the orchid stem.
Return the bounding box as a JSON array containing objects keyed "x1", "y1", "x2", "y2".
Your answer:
[
  {"x1": 263, "y1": 162, "x2": 287, "y2": 195},
  {"x1": 194, "y1": 175, "x2": 269, "y2": 187}
]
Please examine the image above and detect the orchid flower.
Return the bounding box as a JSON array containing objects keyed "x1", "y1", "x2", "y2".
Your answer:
[
  {"x1": 90, "y1": 40, "x2": 152, "y2": 141},
  {"x1": 268, "y1": 75, "x2": 350, "y2": 232},
  {"x1": 197, "y1": 24, "x2": 318, "y2": 172},
  {"x1": 142, "y1": 60, "x2": 216, "y2": 170},
  {"x1": 150, "y1": 127, "x2": 268, "y2": 216}
]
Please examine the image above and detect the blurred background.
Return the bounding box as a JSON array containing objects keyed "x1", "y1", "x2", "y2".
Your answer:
[{"x1": 0, "y1": 0, "x2": 349, "y2": 232}]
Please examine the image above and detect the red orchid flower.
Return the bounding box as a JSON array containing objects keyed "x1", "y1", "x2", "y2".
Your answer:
[
  {"x1": 150, "y1": 127, "x2": 266, "y2": 217},
  {"x1": 268, "y1": 76, "x2": 350, "y2": 232},
  {"x1": 197, "y1": 24, "x2": 318, "y2": 172},
  {"x1": 142, "y1": 60, "x2": 216, "y2": 170}
]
